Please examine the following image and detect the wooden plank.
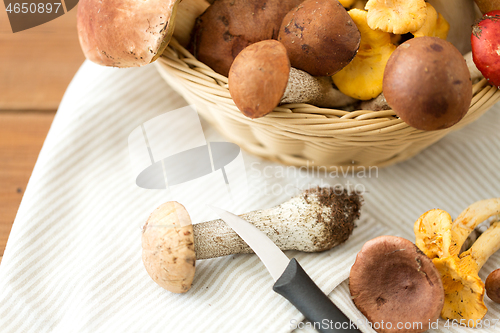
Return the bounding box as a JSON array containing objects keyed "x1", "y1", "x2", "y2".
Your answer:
[
  {"x1": 0, "y1": 112, "x2": 55, "y2": 264},
  {"x1": 0, "y1": 5, "x2": 85, "y2": 111}
]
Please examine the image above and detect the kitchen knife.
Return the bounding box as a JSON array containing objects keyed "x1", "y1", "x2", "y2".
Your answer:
[{"x1": 209, "y1": 206, "x2": 361, "y2": 333}]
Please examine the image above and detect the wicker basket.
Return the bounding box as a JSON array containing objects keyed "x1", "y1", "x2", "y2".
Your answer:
[{"x1": 155, "y1": 38, "x2": 500, "y2": 168}]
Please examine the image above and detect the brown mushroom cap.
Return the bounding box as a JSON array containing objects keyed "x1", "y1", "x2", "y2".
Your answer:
[
  {"x1": 349, "y1": 236, "x2": 444, "y2": 333},
  {"x1": 228, "y1": 40, "x2": 291, "y2": 118},
  {"x1": 142, "y1": 201, "x2": 196, "y2": 293},
  {"x1": 383, "y1": 37, "x2": 472, "y2": 131},
  {"x1": 190, "y1": 0, "x2": 302, "y2": 77},
  {"x1": 486, "y1": 268, "x2": 500, "y2": 303},
  {"x1": 278, "y1": 0, "x2": 361, "y2": 76},
  {"x1": 77, "y1": 0, "x2": 179, "y2": 67}
]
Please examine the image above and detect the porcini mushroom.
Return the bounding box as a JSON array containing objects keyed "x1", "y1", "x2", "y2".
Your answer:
[
  {"x1": 142, "y1": 188, "x2": 362, "y2": 293},
  {"x1": 228, "y1": 40, "x2": 356, "y2": 119},
  {"x1": 349, "y1": 236, "x2": 444, "y2": 333},
  {"x1": 365, "y1": 0, "x2": 428, "y2": 35},
  {"x1": 383, "y1": 37, "x2": 472, "y2": 131},
  {"x1": 189, "y1": 0, "x2": 303, "y2": 77},
  {"x1": 332, "y1": 9, "x2": 396, "y2": 100},
  {"x1": 77, "y1": 0, "x2": 209, "y2": 67},
  {"x1": 278, "y1": 0, "x2": 361, "y2": 76},
  {"x1": 486, "y1": 268, "x2": 500, "y2": 303}
]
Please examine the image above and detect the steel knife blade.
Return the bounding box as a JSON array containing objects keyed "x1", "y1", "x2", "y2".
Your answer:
[{"x1": 209, "y1": 206, "x2": 361, "y2": 333}]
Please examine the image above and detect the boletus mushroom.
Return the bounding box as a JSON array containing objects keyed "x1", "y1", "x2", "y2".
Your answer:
[
  {"x1": 142, "y1": 187, "x2": 362, "y2": 293},
  {"x1": 228, "y1": 40, "x2": 356, "y2": 118},
  {"x1": 349, "y1": 236, "x2": 444, "y2": 333},
  {"x1": 190, "y1": 0, "x2": 303, "y2": 77},
  {"x1": 383, "y1": 37, "x2": 472, "y2": 131},
  {"x1": 278, "y1": 0, "x2": 361, "y2": 76},
  {"x1": 77, "y1": 0, "x2": 209, "y2": 67}
]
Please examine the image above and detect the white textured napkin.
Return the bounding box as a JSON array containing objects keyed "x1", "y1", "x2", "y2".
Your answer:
[{"x1": 0, "y1": 61, "x2": 499, "y2": 333}]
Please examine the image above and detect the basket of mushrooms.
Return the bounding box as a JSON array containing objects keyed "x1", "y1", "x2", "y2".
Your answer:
[{"x1": 77, "y1": 0, "x2": 500, "y2": 168}]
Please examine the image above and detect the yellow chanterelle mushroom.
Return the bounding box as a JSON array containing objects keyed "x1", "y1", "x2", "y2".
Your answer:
[
  {"x1": 412, "y1": 3, "x2": 450, "y2": 40},
  {"x1": 414, "y1": 198, "x2": 500, "y2": 326},
  {"x1": 332, "y1": 9, "x2": 396, "y2": 100},
  {"x1": 414, "y1": 209, "x2": 453, "y2": 259},
  {"x1": 339, "y1": 0, "x2": 356, "y2": 8},
  {"x1": 365, "y1": 0, "x2": 428, "y2": 34},
  {"x1": 434, "y1": 221, "x2": 500, "y2": 326}
]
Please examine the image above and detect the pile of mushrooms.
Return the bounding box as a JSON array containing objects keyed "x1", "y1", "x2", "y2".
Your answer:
[
  {"x1": 414, "y1": 199, "x2": 500, "y2": 326},
  {"x1": 188, "y1": 0, "x2": 476, "y2": 130},
  {"x1": 142, "y1": 188, "x2": 362, "y2": 293},
  {"x1": 76, "y1": 0, "x2": 480, "y2": 131}
]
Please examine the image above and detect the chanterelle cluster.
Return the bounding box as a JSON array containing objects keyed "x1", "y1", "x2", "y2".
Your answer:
[{"x1": 414, "y1": 199, "x2": 500, "y2": 326}]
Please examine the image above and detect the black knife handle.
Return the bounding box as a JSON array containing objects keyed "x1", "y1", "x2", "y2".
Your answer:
[{"x1": 273, "y1": 259, "x2": 361, "y2": 333}]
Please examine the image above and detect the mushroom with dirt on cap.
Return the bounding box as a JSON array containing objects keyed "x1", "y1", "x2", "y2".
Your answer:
[
  {"x1": 228, "y1": 40, "x2": 356, "y2": 119},
  {"x1": 142, "y1": 188, "x2": 362, "y2": 293},
  {"x1": 278, "y1": 0, "x2": 361, "y2": 77},
  {"x1": 349, "y1": 235, "x2": 445, "y2": 333}
]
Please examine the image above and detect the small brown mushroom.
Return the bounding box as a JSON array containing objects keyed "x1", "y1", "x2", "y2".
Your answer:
[
  {"x1": 190, "y1": 0, "x2": 303, "y2": 77},
  {"x1": 278, "y1": 0, "x2": 361, "y2": 76},
  {"x1": 486, "y1": 268, "x2": 500, "y2": 303},
  {"x1": 383, "y1": 37, "x2": 472, "y2": 131},
  {"x1": 349, "y1": 236, "x2": 444, "y2": 333},
  {"x1": 228, "y1": 40, "x2": 356, "y2": 118},
  {"x1": 142, "y1": 188, "x2": 362, "y2": 293}
]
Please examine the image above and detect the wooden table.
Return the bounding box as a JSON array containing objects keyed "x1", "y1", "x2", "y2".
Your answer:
[{"x1": 0, "y1": 5, "x2": 85, "y2": 264}]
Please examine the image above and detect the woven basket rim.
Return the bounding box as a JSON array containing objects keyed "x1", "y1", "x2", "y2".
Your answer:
[
  {"x1": 154, "y1": 37, "x2": 500, "y2": 168},
  {"x1": 158, "y1": 38, "x2": 500, "y2": 133}
]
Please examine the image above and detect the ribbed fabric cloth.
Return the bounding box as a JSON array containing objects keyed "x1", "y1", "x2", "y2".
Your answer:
[{"x1": 0, "y1": 61, "x2": 498, "y2": 333}]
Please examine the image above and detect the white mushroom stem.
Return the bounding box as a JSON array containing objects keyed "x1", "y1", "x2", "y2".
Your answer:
[
  {"x1": 281, "y1": 68, "x2": 356, "y2": 108},
  {"x1": 193, "y1": 188, "x2": 361, "y2": 259}
]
